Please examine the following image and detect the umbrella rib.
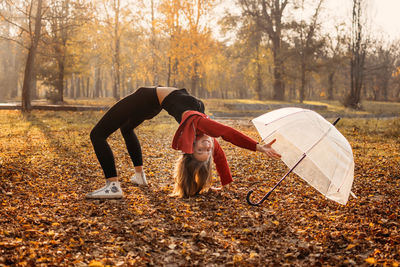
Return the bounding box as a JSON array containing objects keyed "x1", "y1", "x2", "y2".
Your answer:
[
  {"x1": 262, "y1": 110, "x2": 308, "y2": 127},
  {"x1": 304, "y1": 127, "x2": 332, "y2": 155}
]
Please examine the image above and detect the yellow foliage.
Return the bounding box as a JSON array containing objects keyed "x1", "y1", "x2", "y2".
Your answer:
[
  {"x1": 88, "y1": 260, "x2": 104, "y2": 267},
  {"x1": 365, "y1": 257, "x2": 377, "y2": 264}
]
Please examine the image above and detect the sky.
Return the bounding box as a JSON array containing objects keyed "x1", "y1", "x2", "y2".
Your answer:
[
  {"x1": 326, "y1": 0, "x2": 400, "y2": 40},
  {"x1": 368, "y1": 0, "x2": 400, "y2": 40},
  {"x1": 212, "y1": 0, "x2": 400, "y2": 42}
]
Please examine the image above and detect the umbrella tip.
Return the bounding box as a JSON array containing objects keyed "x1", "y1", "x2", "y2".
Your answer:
[{"x1": 333, "y1": 117, "x2": 341, "y2": 126}]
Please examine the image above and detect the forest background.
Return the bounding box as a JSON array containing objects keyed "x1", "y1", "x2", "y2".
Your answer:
[
  {"x1": 1, "y1": 1, "x2": 400, "y2": 265},
  {"x1": 0, "y1": 0, "x2": 400, "y2": 111}
]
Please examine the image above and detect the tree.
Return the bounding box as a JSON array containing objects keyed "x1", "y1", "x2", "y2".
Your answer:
[
  {"x1": 250, "y1": 23, "x2": 265, "y2": 100},
  {"x1": 393, "y1": 65, "x2": 400, "y2": 101},
  {"x1": 150, "y1": 0, "x2": 160, "y2": 85},
  {"x1": 44, "y1": 0, "x2": 91, "y2": 102},
  {"x1": 1, "y1": 0, "x2": 45, "y2": 111},
  {"x1": 239, "y1": 0, "x2": 289, "y2": 100},
  {"x1": 323, "y1": 24, "x2": 347, "y2": 101},
  {"x1": 160, "y1": 0, "x2": 184, "y2": 87},
  {"x1": 291, "y1": 0, "x2": 324, "y2": 103},
  {"x1": 159, "y1": 0, "x2": 216, "y2": 96},
  {"x1": 181, "y1": 0, "x2": 217, "y2": 96},
  {"x1": 0, "y1": 4, "x2": 20, "y2": 101},
  {"x1": 96, "y1": 0, "x2": 135, "y2": 100},
  {"x1": 365, "y1": 42, "x2": 397, "y2": 101},
  {"x1": 345, "y1": 0, "x2": 367, "y2": 109},
  {"x1": 21, "y1": 0, "x2": 44, "y2": 111},
  {"x1": 218, "y1": 8, "x2": 274, "y2": 99}
]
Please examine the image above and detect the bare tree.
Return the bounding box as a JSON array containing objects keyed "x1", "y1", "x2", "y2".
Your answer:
[
  {"x1": 345, "y1": 0, "x2": 367, "y2": 109},
  {"x1": 239, "y1": 0, "x2": 289, "y2": 100},
  {"x1": 98, "y1": 0, "x2": 134, "y2": 100},
  {"x1": 291, "y1": 0, "x2": 324, "y2": 103},
  {"x1": 1, "y1": 0, "x2": 46, "y2": 111},
  {"x1": 0, "y1": 4, "x2": 19, "y2": 101},
  {"x1": 43, "y1": 0, "x2": 91, "y2": 102},
  {"x1": 150, "y1": 0, "x2": 159, "y2": 86},
  {"x1": 21, "y1": 0, "x2": 44, "y2": 111},
  {"x1": 112, "y1": 0, "x2": 121, "y2": 100},
  {"x1": 363, "y1": 41, "x2": 398, "y2": 101},
  {"x1": 323, "y1": 24, "x2": 347, "y2": 100}
]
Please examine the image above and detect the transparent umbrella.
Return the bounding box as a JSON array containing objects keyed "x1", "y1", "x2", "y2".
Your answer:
[{"x1": 247, "y1": 107, "x2": 355, "y2": 206}]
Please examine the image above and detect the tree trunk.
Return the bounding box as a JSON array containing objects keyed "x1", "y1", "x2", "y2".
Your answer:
[
  {"x1": 381, "y1": 72, "x2": 389, "y2": 101},
  {"x1": 167, "y1": 57, "x2": 171, "y2": 87},
  {"x1": 327, "y1": 71, "x2": 335, "y2": 100},
  {"x1": 271, "y1": 29, "x2": 285, "y2": 100},
  {"x1": 395, "y1": 86, "x2": 400, "y2": 101},
  {"x1": 22, "y1": 0, "x2": 43, "y2": 112},
  {"x1": 269, "y1": 1, "x2": 288, "y2": 101},
  {"x1": 254, "y1": 43, "x2": 263, "y2": 100},
  {"x1": 57, "y1": 59, "x2": 65, "y2": 102},
  {"x1": 76, "y1": 76, "x2": 81, "y2": 98},
  {"x1": 191, "y1": 60, "x2": 199, "y2": 96},
  {"x1": 94, "y1": 63, "x2": 101, "y2": 98},
  {"x1": 10, "y1": 57, "x2": 19, "y2": 99},
  {"x1": 112, "y1": 0, "x2": 121, "y2": 100},
  {"x1": 299, "y1": 61, "x2": 306, "y2": 103},
  {"x1": 70, "y1": 75, "x2": 75, "y2": 99},
  {"x1": 10, "y1": 50, "x2": 19, "y2": 98},
  {"x1": 86, "y1": 77, "x2": 90, "y2": 97},
  {"x1": 345, "y1": 0, "x2": 365, "y2": 109},
  {"x1": 65, "y1": 79, "x2": 69, "y2": 97},
  {"x1": 150, "y1": 0, "x2": 159, "y2": 85}
]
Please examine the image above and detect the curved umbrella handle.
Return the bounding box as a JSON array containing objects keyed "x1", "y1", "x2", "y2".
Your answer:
[{"x1": 246, "y1": 189, "x2": 274, "y2": 206}]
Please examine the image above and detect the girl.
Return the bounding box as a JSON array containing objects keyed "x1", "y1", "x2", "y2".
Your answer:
[{"x1": 86, "y1": 86, "x2": 280, "y2": 199}]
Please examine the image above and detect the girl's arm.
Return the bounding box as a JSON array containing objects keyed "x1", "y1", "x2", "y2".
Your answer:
[
  {"x1": 212, "y1": 139, "x2": 232, "y2": 186},
  {"x1": 196, "y1": 117, "x2": 258, "y2": 151},
  {"x1": 197, "y1": 116, "x2": 281, "y2": 159}
]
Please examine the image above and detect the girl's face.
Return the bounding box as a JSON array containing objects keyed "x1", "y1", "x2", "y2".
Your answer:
[{"x1": 193, "y1": 134, "x2": 213, "y2": 162}]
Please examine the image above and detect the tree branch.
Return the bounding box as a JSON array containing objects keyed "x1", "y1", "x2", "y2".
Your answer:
[{"x1": 0, "y1": 35, "x2": 29, "y2": 50}]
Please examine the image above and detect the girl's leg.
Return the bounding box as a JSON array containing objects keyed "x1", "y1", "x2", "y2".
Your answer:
[
  {"x1": 90, "y1": 125, "x2": 118, "y2": 179},
  {"x1": 88, "y1": 88, "x2": 161, "y2": 199},
  {"x1": 120, "y1": 120, "x2": 144, "y2": 168},
  {"x1": 90, "y1": 87, "x2": 161, "y2": 179},
  {"x1": 120, "y1": 120, "x2": 148, "y2": 185},
  {"x1": 90, "y1": 93, "x2": 146, "y2": 179}
]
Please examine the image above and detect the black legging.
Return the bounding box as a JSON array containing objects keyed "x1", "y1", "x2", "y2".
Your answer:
[{"x1": 90, "y1": 87, "x2": 162, "y2": 178}]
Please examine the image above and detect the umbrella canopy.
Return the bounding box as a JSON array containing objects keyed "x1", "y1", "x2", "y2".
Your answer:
[{"x1": 252, "y1": 107, "x2": 355, "y2": 205}]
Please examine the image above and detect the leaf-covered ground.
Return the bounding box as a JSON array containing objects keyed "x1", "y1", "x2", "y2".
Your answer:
[{"x1": 0, "y1": 110, "x2": 399, "y2": 266}]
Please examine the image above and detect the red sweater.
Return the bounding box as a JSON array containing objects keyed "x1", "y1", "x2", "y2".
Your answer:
[{"x1": 172, "y1": 111, "x2": 258, "y2": 185}]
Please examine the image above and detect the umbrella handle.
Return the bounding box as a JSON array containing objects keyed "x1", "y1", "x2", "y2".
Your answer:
[
  {"x1": 246, "y1": 153, "x2": 307, "y2": 206},
  {"x1": 246, "y1": 189, "x2": 274, "y2": 206}
]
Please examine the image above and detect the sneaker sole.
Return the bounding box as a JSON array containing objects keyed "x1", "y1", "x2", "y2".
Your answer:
[
  {"x1": 130, "y1": 180, "x2": 148, "y2": 186},
  {"x1": 85, "y1": 194, "x2": 123, "y2": 199},
  {"x1": 131, "y1": 182, "x2": 148, "y2": 186}
]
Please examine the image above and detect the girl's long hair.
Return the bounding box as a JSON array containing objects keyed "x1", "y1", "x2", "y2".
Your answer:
[{"x1": 171, "y1": 153, "x2": 212, "y2": 198}]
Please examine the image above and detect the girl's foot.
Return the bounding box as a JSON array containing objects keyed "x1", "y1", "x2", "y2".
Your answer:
[
  {"x1": 86, "y1": 181, "x2": 123, "y2": 199},
  {"x1": 131, "y1": 172, "x2": 148, "y2": 186}
]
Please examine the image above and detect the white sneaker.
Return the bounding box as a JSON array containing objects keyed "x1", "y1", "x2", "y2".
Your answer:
[
  {"x1": 86, "y1": 181, "x2": 123, "y2": 199},
  {"x1": 131, "y1": 172, "x2": 148, "y2": 186}
]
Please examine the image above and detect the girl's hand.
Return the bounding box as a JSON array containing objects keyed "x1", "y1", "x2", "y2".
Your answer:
[
  {"x1": 210, "y1": 184, "x2": 230, "y2": 193},
  {"x1": 256, "y1": 139, "x2": 281, "y2": 159},
  {"x1": 210, "y1": 186, "x2": 222, "y2": 192}
]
